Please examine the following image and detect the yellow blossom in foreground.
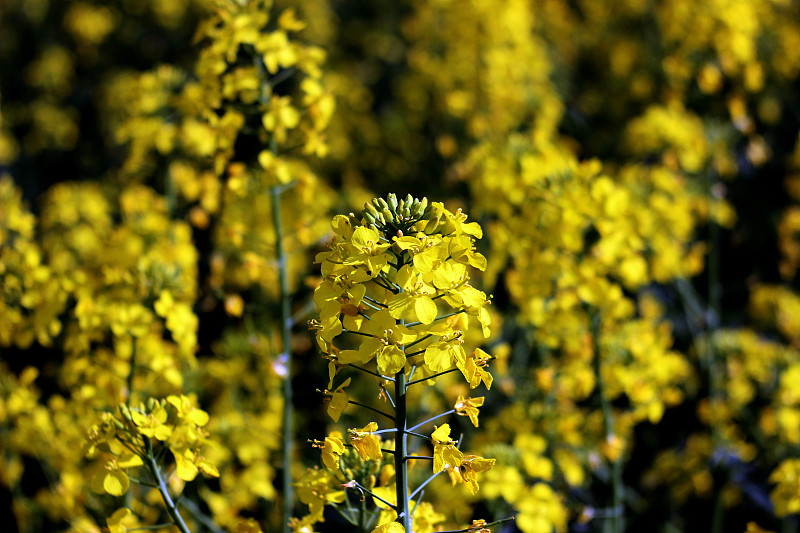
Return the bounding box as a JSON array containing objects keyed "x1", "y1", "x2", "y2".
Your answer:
[
  {"x1": 455, "y1": 395, "x2": 485, "y2": 427},
  {"x1": 349, "y1": 422, "x2": 383, "y2": 461}
]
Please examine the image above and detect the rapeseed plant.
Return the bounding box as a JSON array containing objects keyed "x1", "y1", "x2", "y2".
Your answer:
[{"x1": 303, "y1": 194, "x2": 506, "y2": 533}]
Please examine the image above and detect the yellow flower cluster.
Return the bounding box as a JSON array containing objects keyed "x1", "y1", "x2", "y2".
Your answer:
[
  {"x1": 41, "y1": 182, "x2": 199, "y2": 398},
  {"x1": 313, "y1": 195, "x2": 491, "y2": 384},
  {"x1": 85, "y1": 395, "x2": 218, "y2": 496},
  {"x1": 0, "y1": 176, "x2": 66, "y2": 348},
  {"x1": 1, "y1": 1, "x2": 335, "y2": 530},
  {"x1": 302, "y1": 195, "x2": 497, "y2": 532}
]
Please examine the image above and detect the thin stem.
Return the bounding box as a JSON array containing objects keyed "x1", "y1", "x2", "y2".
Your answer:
[
  {"x1": 405, "y1": 455, "x2": 433, "y2": 460},
  {"x1": 340, "y1": 489, "x2": 359, "y2": 525},
  {"x1": 405, "y1": 334, "x2": 433, "y2": 349},
  {"x1": 405, "y1": 430, "x2": 432, "y2": 441},
  {"x1": 144, "y1": 440, "x2": 192, "y2": 533},
  {"x1": 411, "y1": 490, "x2": 424, "y2": 518},
  {"x1": 591, "y1": 313, "x2": 624, "y2": 533},
  {"x1": 341, "y1": 329, "x2": 378, "y2": 338},
  {"x1": 126, "y1": 475, "x2": 157, "y2": 488},
  {"x1": 269, "y1": 67, "x2": 297, "y2": 89},
  {"x1": 351, "y1": 480, "x2": 397, "y2": 510},
  {"x1": 408, "y1": 470, "x2": 442, "y2": 501},
  {"x1": 378, "y1": 272, "x2": 402, "y2": 293},
  {"x1": 348, "y1": 400, "x2": 395, "y2": 421},
  {"x1": 360, "y1": 298, "x2": 385, "y2": 312},
  {"x1": 381, "y1": 384, "x2": 396, "y2": 408},
  {"x1": 272, "y1": 184, "x2": 294, "y2": 533},
  {"x1": 348, "y1": 363, "x2": 394, "y2": 382},
  {"x1": 408, "y1": 409, "x2": 456, "y2": 433},
  {"x1": 404, "y1": 309, "x2": 465, "y2": 327},
  {"x1": 370, "y1": 276, "x2": 397, "y2": 294},
  {"x1": 407, "y1": 368, "x2": 460, "y2": 386},
  {"x1": 179, "y1": 497, "x2": 227, "y2": 533},
  {"x1": 359, "y1": 490, "x2": 367, "y2": 533},
  {"x1": 362, "y1": 295, "x2": 388, "y2": 308}
]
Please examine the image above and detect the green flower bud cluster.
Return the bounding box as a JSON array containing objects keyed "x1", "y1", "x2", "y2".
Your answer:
[{"x1": 362, "y1": 193, "x2": 431, "y2": 235}]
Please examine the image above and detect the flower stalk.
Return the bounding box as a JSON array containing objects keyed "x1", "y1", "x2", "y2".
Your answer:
[
  {"x1": 301, "y1": 194, "x2": 503, "y2": 532},
  {"x1": 591, "y1": 312, "x2": 624, "y2": 533},
  {"x1": 144, "y1": 439, "x2": 192, "y2": 533},
  {"x1": 273, "y1": 183, "x2": 295, "y2": 533}
]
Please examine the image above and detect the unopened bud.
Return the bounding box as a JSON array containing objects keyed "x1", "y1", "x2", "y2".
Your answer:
[{"x1": 365, "y1": 202, "x2": 379, "y2": 217}]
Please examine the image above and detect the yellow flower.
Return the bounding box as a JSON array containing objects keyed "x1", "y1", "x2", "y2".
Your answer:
[
  {"x1": 454, "y1": 396, "x2": 484, "y2": 427},
  {"x1": 107, "y1": 508, "x2": 138, "y2": 533},
  {"x1": 387, "y1": 265, "x2": 438, "y2": 325},
  {"x1": 321, "y1": 432, "x2": 346, "y2": 471},
  {"x1": 349, "y1": 422, "x2": 383, "y2": 461},
  {"x1": 431, "y1": 424, "x2": 463, "y2": 473},
  {"x1": 325, "y1": 377, "x2": 351, "y2": 422},
  {"x1": 371, "y1": 523, "x2": 405, "y2": 533},
  {"x1": 446, "y1": 454, "x2": 496, "y2": 495},
  {"x1": 457, "y1": 348, "x2": 494, "y2": 390}
]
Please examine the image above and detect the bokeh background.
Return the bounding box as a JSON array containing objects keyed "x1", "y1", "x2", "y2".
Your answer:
[{"x1": 2, "y1": 0, "x2": 800, "y2": 532}]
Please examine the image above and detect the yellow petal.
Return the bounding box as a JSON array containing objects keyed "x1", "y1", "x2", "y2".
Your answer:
[
  {"x1": 103, "y1": 470, "x2": 130, "y2": 496},
  {"x1": 175, "y1": 449, "x2": 199, "y2": 481},
  {"x1": 377, "y1": 345, "x2": 406, "y2": 375},
  {"x1": 371, "y1": 523, "x2": 405, "y2": 533}
]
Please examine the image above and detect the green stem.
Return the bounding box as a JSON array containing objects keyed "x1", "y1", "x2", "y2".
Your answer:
[
  {"x1": 359, "y1": 490, "x2": 367, "y2": 533},
  {"x1": 347, "y1": 399, "x2": 395, "y2": 421},
  {"x1": 408, "y1": 409, "x2": 455, "y2": 432},
  {"x1": 347, "y1": 363, "x2": 394, "y2": 381},
  {"x1": 272, "y1": 185, "x2": 294, "y2": 533},
  {"x1": 407, "y1": 368, "x2": 460, "y2": 386},
  {"x1": 180, "y1": 497, "x2": 227, "y2": 533},
  {"x1": 408, "y1": 470, "x2": 442, "y2": 501},
  {"x1": 591, "y1": 313, "x2": 624, "y2": 533},
  {"x1": 144, "y1": 440, "x2": 192, "y2": 533},
  {"x1": 394, "y1": 369, "x2": 411, "y2": 532}
]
